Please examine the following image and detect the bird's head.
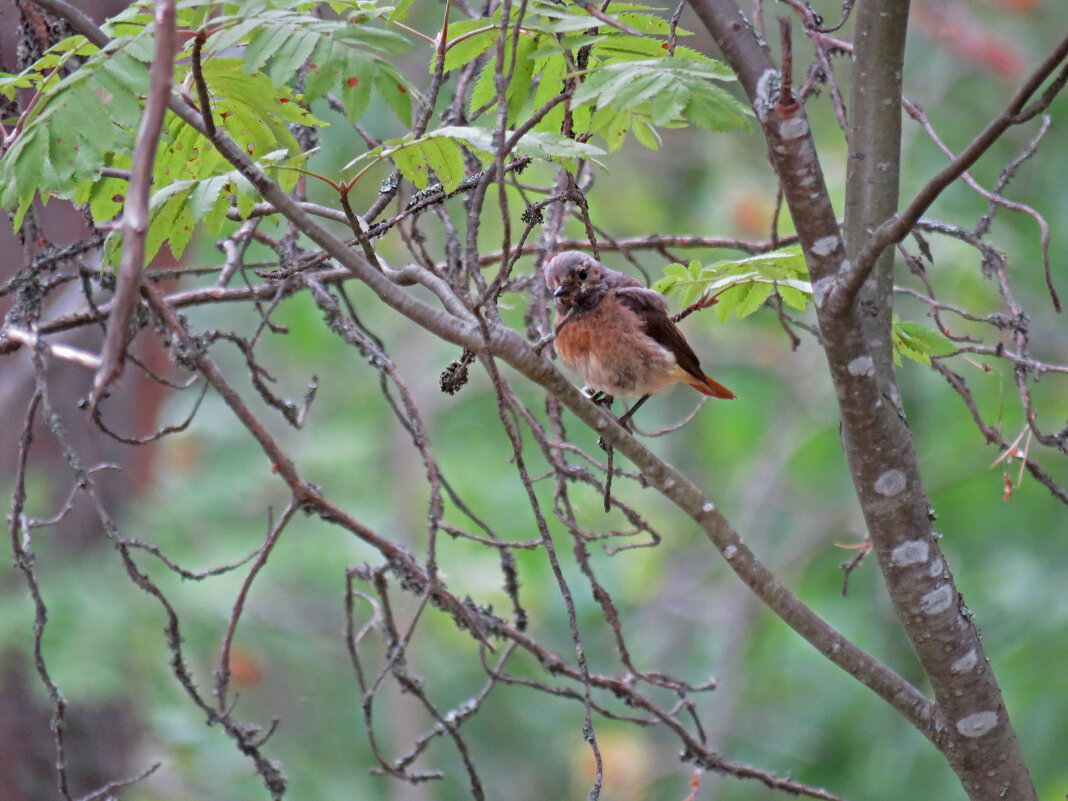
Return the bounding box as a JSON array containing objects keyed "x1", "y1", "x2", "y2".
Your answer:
[{"x1": 544, "y1": 251, "x2": 608, "y2": 312}]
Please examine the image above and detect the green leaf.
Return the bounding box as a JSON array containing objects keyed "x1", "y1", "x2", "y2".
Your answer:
[
  {"x1": 0, "y1": 34, "x2": 147, "y2": 223},
  {"x1": 267, "y1": 28, "x2": 318, "y2": 85},
  {"x1": 893, "y1": 321, "x2": 957, "y2": 366},
  {"x1": 678, "y1": 280, "x2": 703, "y2": 309},
  {"x1": 203, "y1": 6, "x2": 413, "y2": 119},
  {"x1": 389, "y1": 138, "x2": 430, "y2": 189},
  {"x1": 88, "y1": 174, "x2": 129, "y2": 225},
  {"x1": 340, "y1": 55, "x2": 374, "y2": 122},
  {"x1": 244, "y1": 18, "x2": 297, "y2": 72},
  {"x1": 439, "y1": 20, "x2": 499, "y2": 73},
  {"x1": 388, "y1": 0, "x2": 417, "y2": 23},
  {"x1": 571, "y1": 58, "x2": 747, "y2": 149},
  {"x1": 655, "y1": 248, "x2": 812, "y2": 323},
  {"x1": 776, "y1": 283, "x2": 809, "y2": 311},
  {"x1": 684, "y1": 81, "x2": 751, "y2": 131},
  {"x1": 373, "y1": 61, "x2": 413, "y2": 126},
  {"x1": 631, "y1": 117, "x2": 661, "y2": 149},
  {"x1": 732, "y1": 281, "x2": 774, "y2": 318},
  {"x1": 421, "y1": 136, "x2": 466, "y2": 192},
  {"x1": 713, "y1": 284, "x2": 748, "y2": 322},
  {"x1": 302, "y1": 37, "x2": 345, "y2": 101},
  {"x1": 616, "y1": 11, "x2": 687, "y2": 35},
  {"x1": 592, "y1": 107, "x2": 632, "y2": 152}
]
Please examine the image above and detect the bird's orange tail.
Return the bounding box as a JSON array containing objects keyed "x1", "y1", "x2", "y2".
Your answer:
[{"x1": 687, "y1": 374, "x2": 736, "y2": 399}]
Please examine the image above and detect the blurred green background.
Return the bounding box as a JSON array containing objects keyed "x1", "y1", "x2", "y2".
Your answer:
[{"x1": 2, "y1": 1, "x2": 1066, "y2": 800}]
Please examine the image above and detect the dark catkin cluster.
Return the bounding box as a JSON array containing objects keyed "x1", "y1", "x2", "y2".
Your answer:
[{"x1": 439, "y1": 349, "x2": 475, "y2": 395}]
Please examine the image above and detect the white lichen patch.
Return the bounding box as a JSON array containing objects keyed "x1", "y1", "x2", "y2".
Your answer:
[
  {"x1": 811, "y1": 235, "x2": 838, "y2": 257},
  {"x1": 919, "y1": 583, "x2": 954, "y2": 615},
  {"x1": 928, "y1": 557, "x2": 944, "y2": 577},
  {"x1": 780, "y1": 117, "x2": 809, "y2": 140},
  {"x1": 951, "y1": 649, "x2": 978, "y2": 674},
  {"x1": 723, "y1": 544, "x2": 738, "y2": 560},
  {"x1": 956, "y1": 711, "x2": 998, "y2": 738},
  {"x1": 874, "y1": 469, "x2": 906, "y2": 496},
  {"x1": 702, "y1": 502, "x2": 716, "y2": 514},
  {"x1": 890, "y1": 539, "x2": 929, "y2": 567},
  {"x1": 847, "y1": 355, "x2": 875, "y2": 377},
  {"x1": 813, "y1": 274, "x2": 834, "y2": 308}
]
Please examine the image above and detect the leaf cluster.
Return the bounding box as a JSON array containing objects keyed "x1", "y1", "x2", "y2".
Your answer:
[
  {"x1": 653, "y1": 249, "x2": 958, "y2": 366},
  {"x1": 442, "y1": 0, "x2": 750, "y2": 152},
  {"x1": 891, "y1": 318, "x2": 956, "y2": 366},
  {"x1": 0, "y1": 0, "x2": 416, "y2": 260},
  {"x1": 653, "y1": 247, "x2": 811, "y2": 320}
]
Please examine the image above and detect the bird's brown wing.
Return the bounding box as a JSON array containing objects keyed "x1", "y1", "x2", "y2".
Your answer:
[{"x1": 614, "y1": 287, "x2": 705, "y2": 384}]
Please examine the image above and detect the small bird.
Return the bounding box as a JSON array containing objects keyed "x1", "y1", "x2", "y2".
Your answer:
[{"x1": 544, "y1": 251, "x2": 734, "y2": 427}]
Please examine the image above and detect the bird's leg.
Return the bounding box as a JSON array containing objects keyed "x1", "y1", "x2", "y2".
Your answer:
[
  {"x1": 600, "y1": 395, "x2": 649, "y2": 513},
  {"x1": 588, "y1": 391, "x2": 616, "y2": 452},
  {"x1": 616, "y1": 394, "x2": 651, "y2": 432}
]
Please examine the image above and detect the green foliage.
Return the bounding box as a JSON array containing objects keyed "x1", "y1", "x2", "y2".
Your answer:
[
  {"x1": 0, "y1": 35, "x2": 149, "y2": 229},
  {"x1": 0, "y1": 0, "x2": 414, "y2": 257},
  {"x1": 95, "y1": 55, "x2": 316, "y2": 264},
  {"x1": 0, "y1": 0, "x2": 747, "y2": 267},
  {"x1": 440, "y1": 0, "x2": 750, "y2": 151},
  {"x1": 892, "y1": 318, "x2": 957, "y2": 366},
  {"x1": 203, "y1": 0, "x2": 416, "y2": 124},
  {"x1": 653, "y1": 247, "x2": 811, "y2": 320},
  {"x1": 347, "y1": 125, "x2": 605, "y2": 192},
  {"x1": 654, "y1": 252, "x2": 960, "y2": 368}
]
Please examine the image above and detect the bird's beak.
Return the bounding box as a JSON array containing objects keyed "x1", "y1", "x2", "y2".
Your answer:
[{"x1": 553, "y1": 285, "x2": 566, "y2": 299}]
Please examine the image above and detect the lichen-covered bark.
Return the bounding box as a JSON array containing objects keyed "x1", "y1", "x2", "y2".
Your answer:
[
  {"x1": 844, "y1": 0, "x2": 908, "y2": 393},
  {"x1": 687, "y1": 0, "x2": 1037, "y2": 798}
]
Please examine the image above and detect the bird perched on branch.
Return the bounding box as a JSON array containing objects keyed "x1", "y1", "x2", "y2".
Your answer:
[{"x1": 544, "y1": 250, "x2": 734, "y2": 428}]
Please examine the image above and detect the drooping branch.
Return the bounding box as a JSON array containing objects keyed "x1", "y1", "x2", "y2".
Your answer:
[{"x1": 92, "y1": 0, "x2": 176, "y2": 401}]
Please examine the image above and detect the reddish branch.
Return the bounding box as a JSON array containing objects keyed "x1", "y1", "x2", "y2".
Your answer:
[{"x1": 92, "y1": 0, "x2": 177, "y2": 402}]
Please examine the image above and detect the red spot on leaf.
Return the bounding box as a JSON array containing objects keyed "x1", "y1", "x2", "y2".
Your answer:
[
  {"x1": 279, "y1": 97, "x2": 290, "y2": 103},
  {"x1": 246, "y1": 142, "x2": 255, "y2": 154},
  {"x1": 112, "y1": 194, "x2": 125, "y2": 203},
  {"x1": 661, "y1": 42, "x2": 669, "y2": 49},
  {"x1": 397, "y1": 84, "x2": 407, "y2": 94},
  {"x1": 347, "y1": 76, "x2": 359, "y2": 88}
]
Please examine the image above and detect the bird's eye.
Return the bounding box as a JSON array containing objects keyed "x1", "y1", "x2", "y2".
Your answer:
[{"x1": 577, "y1": 269, "x2": 588, "y2": 281}]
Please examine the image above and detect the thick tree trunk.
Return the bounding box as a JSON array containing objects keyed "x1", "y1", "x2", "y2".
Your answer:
[{"x1": 688, "y1": 1, "x2": 1037, "y2": 798}]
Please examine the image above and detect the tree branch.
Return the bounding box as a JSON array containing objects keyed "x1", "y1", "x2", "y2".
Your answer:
[
  {"x1": 832, "y1": 32, "x2": 1068, "y2": 315},
  {"x1": 91, "y1": 0, "x2": 176, "y2": 402},
  {"x1": 687, "y1": 0, "x2": 1038, "y2": 798}
]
